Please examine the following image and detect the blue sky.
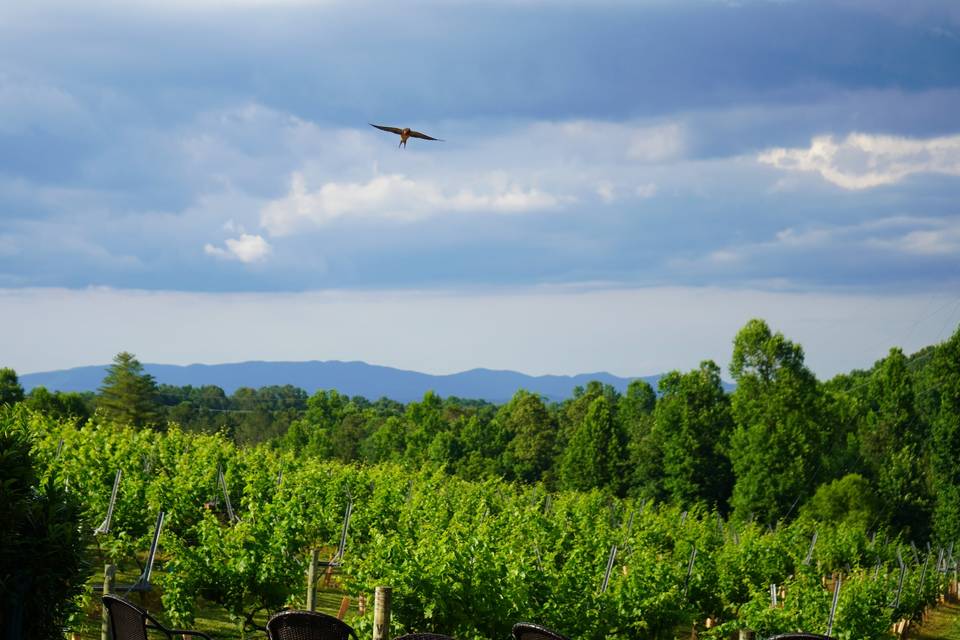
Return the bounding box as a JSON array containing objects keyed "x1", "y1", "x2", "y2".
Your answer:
[{"x1": 2, "y1": 0, "x2": 959, "y2": 378}]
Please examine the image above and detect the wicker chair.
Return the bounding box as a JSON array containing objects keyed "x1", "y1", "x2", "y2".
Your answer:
[
  {"x1": 266, "y1": 610, "x2": 360, "y2": 640},
  {"x1": 512, "y1": 622, "x2": 572, "y2": 640},
  {"x1": 102, "y1": 594, "x2": 212, "y2": 640},
  {"x1": 393, "y1": 634, "x2": 456, "y2": 640}
]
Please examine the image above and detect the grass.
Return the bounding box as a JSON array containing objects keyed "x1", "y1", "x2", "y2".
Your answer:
[{"x1": 911, "y1": 601, "x2": 960, "y2": 640}]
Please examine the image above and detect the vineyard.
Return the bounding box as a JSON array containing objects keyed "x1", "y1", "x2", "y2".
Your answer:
[{"x1": 7, "y1": 406, "x2": 959, "y2": 640}]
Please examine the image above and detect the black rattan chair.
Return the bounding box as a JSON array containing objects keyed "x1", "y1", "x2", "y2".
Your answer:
[
  {"x1": 512, "y1": 622, "x2": 572, "y2": 640},
  {"x1": 102, "y1": 594, "x2": 212, "y2": 640},
  {"x1": 266, "y1": 610, "x2": 360, "y2": 640},
  {"x1": 393, "y1": 634, "x2": 456, "y2": 640}
]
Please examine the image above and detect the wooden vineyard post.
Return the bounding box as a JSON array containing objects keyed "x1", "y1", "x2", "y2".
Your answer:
[
  {"x1": 307, "y1": 548, "x2": 319, "y2": 611},
  {"x1": 373, "y1": 586, "x2": 391, "y2": 640},
  {"x1": 101, "y1": 564, "x2": 116, "y2": 640},
  {"x1": 338, "y1": 596, "x2": 351, "y2": 620}
]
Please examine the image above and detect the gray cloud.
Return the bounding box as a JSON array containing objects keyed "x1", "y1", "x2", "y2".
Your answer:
[{"x1": 0, "y1": 0, "x2": 958, "y2": 296}]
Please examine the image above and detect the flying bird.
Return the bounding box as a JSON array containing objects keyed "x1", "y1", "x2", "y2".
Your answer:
[{"x1": 369, "y1": 123, "x2": 443, "y2": 148}]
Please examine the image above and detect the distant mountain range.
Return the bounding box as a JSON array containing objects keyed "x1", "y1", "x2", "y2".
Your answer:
[{"x1": 19, "y1": 360, "x2": 686, "y2": 403}]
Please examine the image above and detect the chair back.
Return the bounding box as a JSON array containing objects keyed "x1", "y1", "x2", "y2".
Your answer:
[
  {"x1": 512, "y1": 622, "x2": 572, "y2": 640},
  {"x1": 102, "y1": 595, "x2": 149, "y2": 640},
  {"x1": 267, "y1": 610, "x2": 359, "y2": 640}
]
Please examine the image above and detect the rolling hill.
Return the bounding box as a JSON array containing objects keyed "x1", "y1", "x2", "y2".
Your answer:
[{"x1": 19, "y1": 360, "x2": 675, "y2": 403}]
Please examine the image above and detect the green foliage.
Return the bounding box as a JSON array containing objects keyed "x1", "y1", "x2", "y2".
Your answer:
[
  {"x1": 22, "y1": 407, "x2": 959, "y2": 640},
  {"x1": 860, "y1": 348, "x2": 932, "y2": 539},
  {"x1": 559, "y1": 395, "x2": 626, "y2": 493},
  {"x1": 799, "y1": 474, "x2": 879, "y2": 530},
  {"x1": 0, "y1": 367, "x2": 24, "y2": 406},
  {"x1": 500, "y1": 390, "x2": 556, "y2": 484},
  {"x1": 653, "y1": 361, "x2": 733, "y2": 512},
  {"x1": 98, "y1": 351, "x2": 162, "y2": 429},
  {"x1": 0, "y1": 406, "x2": 91, "y2": 640},
  {"x1": 25, "y1": 386, "x2": 92, "y2": 422},
  {"x1": 728, "y1": 319, "x2": 831, "y2": 524},
  {"x1": 929, "y1": 326, "x2": 960, "y2": 545}
]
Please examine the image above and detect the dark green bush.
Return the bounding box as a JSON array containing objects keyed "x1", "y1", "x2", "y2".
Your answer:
[{"x1": 0, "y1": 407, "x2": 91, "y2": 640}]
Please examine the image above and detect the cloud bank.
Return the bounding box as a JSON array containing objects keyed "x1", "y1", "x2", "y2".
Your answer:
[
  {"x1": 260, "y1": 172, "x2": 563, "y2": 236},
  {"x1": 759, "y1": 132, "x2": 960, "y2": 189}
]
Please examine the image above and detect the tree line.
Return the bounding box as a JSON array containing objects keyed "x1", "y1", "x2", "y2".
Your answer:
[{"x1": 3, "y1": 317, "x2": 960, "y2": 545}]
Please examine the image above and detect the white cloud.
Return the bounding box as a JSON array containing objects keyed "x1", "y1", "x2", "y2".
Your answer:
[
  {"x1": 758, "y1": 132, "x2": 960, "y2": 189},
  {"x1": 204, "y1": 233, "x2": 271, "y2": 263},
  {"x1": 260, "y1": 172, "x2": 562, "y2": 236}
]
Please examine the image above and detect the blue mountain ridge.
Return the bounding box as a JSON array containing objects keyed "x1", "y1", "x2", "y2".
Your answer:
[{"x1": 16, "y1": 360, "x2": 714, "y2": 403}]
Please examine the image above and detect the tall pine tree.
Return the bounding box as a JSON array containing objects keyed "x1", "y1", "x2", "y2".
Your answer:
[{"x1": 97, "y1": 352, "x2": 161, "y2": 429}]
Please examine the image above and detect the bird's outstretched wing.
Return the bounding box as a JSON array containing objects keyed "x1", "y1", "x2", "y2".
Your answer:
[
  {"x1": 370, "y1": 123, "x2": 404, "y2": 135},
  {"x1": 408, "y1": 130, "x2": 443, "y2": 141}
]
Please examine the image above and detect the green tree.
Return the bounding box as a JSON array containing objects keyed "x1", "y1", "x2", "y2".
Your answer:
[
  {"x1": 284, "y1": 388, "x2": 343, "y2": 456},
  {"x1": 159, "y1": 384, "x2": 230, "y2": 434},
  {"x1": 404, "y1": 391, "x2": 446, "y2": 464},
  {"x1": 499, "y1": 390, "x2": 557, "y2": 484},
  {"x1": 727, "y1": 319, "x2": 829, "y2": 524},
  {"x1": 559, "y1": 395, "x2": 626, "y2": 493},
  {"x1": 0, "y1": 368, "x2": 24, "y2": 406},
  {"x1": 97, "y1": 352, "x2": 162, "y2": 429},
  {"x1": 860, "y1": 348, "x2": 931, "y2": 539},
  {"x1": 360, "y1": 415, "x2": 408, "y2": 463},
  {"x1": 799, "y1": 473, "x2": 879, "y2": 529},
  {"x1": 329, "y1": 410, "x2": 371, "y2": 463},
  {"x1": 555, "y1": 381, "x2": 620, "y2": 477},
  {"x1": 620, "y1": 380, "x2": 661, "y2": 499},
  {"x1": 25, "y1": 387, "x2": 92, "y2": 422},
  {"x1": 454, "y1": 414, "x2": 506, "y2": 479},
  {"x1": 620, "y1": 379, "x2": 656, "y2": 428},
  {"x1": 233, "y1": 385, "x2": 307, "y2": 446},
  {"x1": 653, "y1": 361, "x2": 734, "y2": 511},
  {"x1": 928, "y1": 325, "x2": 960, "y2": 545}
]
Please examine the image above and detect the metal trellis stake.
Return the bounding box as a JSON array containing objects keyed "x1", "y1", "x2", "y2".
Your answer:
[
  {"x1": 683, "y1": 546, "x2": 698, "y2": 598},
  {"x1": 804, "y1": 530, "x2": 818, "y2": 565},
  {"x1": 600, "y1": 544, "x2": 618, "y2": 593},
  {"x1": 825, "y1": 574, "x2": 842, "y2": 638},
  {"x1": 94, "y1": 469, "x2": 122, "y2": 535}
]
